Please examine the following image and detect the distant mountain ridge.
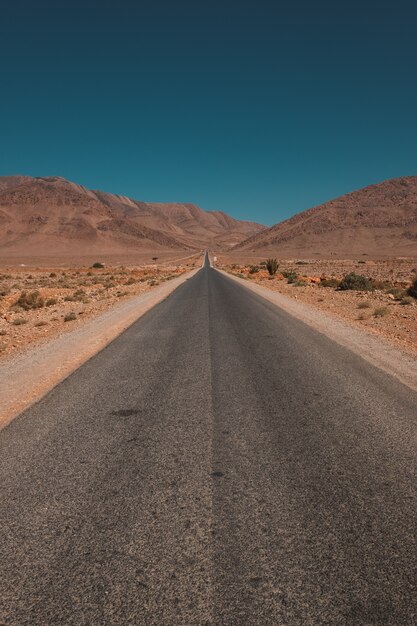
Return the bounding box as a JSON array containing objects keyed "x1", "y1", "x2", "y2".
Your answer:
[
  {"x1": 0, "y1": 175, "x2": 264, "y2": 258},
  {"x1": 233, "y1": 176, "x2": 417, "y2": 258}
]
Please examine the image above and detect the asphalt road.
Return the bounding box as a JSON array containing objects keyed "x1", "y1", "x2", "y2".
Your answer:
[{"x1": 1, "y1": 255, "x2": 416, "y2": 625}]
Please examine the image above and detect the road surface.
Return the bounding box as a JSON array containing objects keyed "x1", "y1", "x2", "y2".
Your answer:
[{"x1": 1, "y1": 254, "x2": 416, "y2": 625}]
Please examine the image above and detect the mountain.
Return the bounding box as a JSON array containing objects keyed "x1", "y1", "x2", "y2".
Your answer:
[
  {"x1": 233, "y1": 176, "x2": 417, "y2": 258},
  {"x1": 0, "y1": 176, "x2": 264, "y2": 259}
]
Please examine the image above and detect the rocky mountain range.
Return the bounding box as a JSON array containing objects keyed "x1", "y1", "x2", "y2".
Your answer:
[
  {"x1": 233, "y1": 176, "x2": 417, "y2": 258},
  {"x1": 0, "y1": 176, "x2": 264, "y2": 259}
]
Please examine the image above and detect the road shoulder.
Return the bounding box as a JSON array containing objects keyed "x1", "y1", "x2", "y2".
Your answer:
[
  {"x1": 0, "y1": 270, "x2": 198, "y2": 429},
  {"x1": 219, "y1": 269, "x2": 417, "y2": 392}
]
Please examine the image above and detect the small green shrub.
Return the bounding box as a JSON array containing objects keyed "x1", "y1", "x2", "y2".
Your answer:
[
  {"x1": 319, "y1": 277, "x2": 339, "y2": 288},
  {"x1": 283, "y1": 271, "x2": 298, "y2": 284},
  {"x1": 400, "y1": 296, "x2": 414, "y2": 305},
  {"x1": 266, "y1": 258, "x2": 279, "y2": 276},
  {"x1": 337, "y1": 273, "x2": 373, "y2": 291},
  {"x1": 73, "y1": 289, "x2": 87, "y2": 301},
  {"x1": 92, "y1": 262, "x2": 105, "y2": 269},
  {"x1": 373, "y1": 307, "x2": 389, "y2": 318},
  {"x1": 64, "y1": 312, "x2": 77, "y2": 322},
  {"x1": 407, "y1": 277, "x2": 417, "y2": 299},
  {"x1": 46, "y1": 297, "x2": 57, "y2": 306},
  {"x1": 387, "y1": 287, "x2": 405, "y2": 300},
  {"x1": 14, "y1": 290, "x2": 45, "y2": 310},
  {"x1": 248, "y1": 265, "x2": 259, "y2": 274},
  {"x1": 357, "y1": 301, "x2": 371, "y2": 309},
  {"x1": 372, "y1": 280, "x2": 394, "y2": 291},
  {"x1": 12, "y1": 317, "x2": 28, "y2": 325},
  {"x1": 34, "y1": 321, "x2": 48, "y2": 327}
]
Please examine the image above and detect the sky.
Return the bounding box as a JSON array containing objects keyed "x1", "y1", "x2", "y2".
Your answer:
[{"x1": 1, "y1": 0, "x2": 417, "y2": 226}]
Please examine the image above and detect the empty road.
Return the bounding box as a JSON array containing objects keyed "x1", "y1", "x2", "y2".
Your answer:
[{"x1": 1, "y1": 255, "x2": 416, "y2": 625}]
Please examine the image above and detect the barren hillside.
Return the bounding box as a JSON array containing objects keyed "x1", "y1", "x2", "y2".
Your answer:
[
  {"x1": 0, "y1": 176, "x2": 264, "y2": 260},
  {"x1": 233, "y1": 176, "x2": 417, "y2": 258}
]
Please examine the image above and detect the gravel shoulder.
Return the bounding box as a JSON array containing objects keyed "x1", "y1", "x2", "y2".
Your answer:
[
  {"x1": 0, "y1": 270, "x2": 197, "y2": 429},
  {"x1": 221, "y1": 269, "x2": 417, "y2": 392}
]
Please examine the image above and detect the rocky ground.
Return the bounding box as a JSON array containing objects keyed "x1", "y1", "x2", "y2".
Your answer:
[
  {"x1": 0, "y1": 256, "x2": 200, "y2": 360},
  {"x1": 218, "y1": 256, "x2": 417, "y2": 357}
]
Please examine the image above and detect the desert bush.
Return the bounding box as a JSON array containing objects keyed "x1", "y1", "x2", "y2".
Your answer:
[
  {"x1": 73, "y1": 289, "x2": 87, "y2": 301},
  {"x1": 400, "y1": 296, "x2": 414, "y2": 305},
  {"x1": 293, "y1": 280, "x2": 307, "y2": 287},
  {"x1": 373, "y1": 307, "x2": 389, "y2": 318},
  {"x1": 125, "y1": 277, "x2": 136, "y2": 285},
  {"x1": 64, "y1": 312, "x2": 77, "y2": 322},
  {"x1": 387, "y1": 287, "x2": 405, "y2": 300},
  {"x1": 14, "y1": 290, "x2": 45, "y2": 310},
  {"x1": 357, "y1": 301, "x2": 371, "y2": 309},
  {"x1": 283, "y1": 271, "x2": 298, "y2": 284},
  {"x1": 407, "y1": 277, "x2": 417, "y2": 299},
  {"x1": 295, "y1": 260, "x2": 309, "y2": 265},
  {"x1": 64, "y1": 295, "x2": 75, "y2": 302},
  {"x1": 266, "y1": 258, "x2": 279, "y2": 276},
  {"x1": 34, "y1": 321, "x2": 48, "y2": 327},
  {"x1": 372, "y1": 280, "x2": 394, "y2": 291},
  {"x1": 319, "y1": 277, "x2": 339, "y2": 288},
  {"x1": 12, "y1": 317, "x2": 28, "y2": 325},
  {"x1": 49, "y1": 272, "x2": 56, "y2": 278},
  {"x1": 337, "y1": 273, "x2": 373, "y2": 291},
  {"x1": 92, "y1": 262, "x2": 105, "y2": 269},
  {"x1": 248, "y1": 265, "x2": 259, "y2": 274}
]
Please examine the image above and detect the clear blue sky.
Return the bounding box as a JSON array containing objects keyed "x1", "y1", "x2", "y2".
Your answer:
[{"x1": 1, "y1": 0, "x2": 417, "y2": 225}]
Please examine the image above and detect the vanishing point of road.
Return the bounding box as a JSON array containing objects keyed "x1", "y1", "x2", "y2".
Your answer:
[{"x1": 1, "y1": 254, "x2": 416, "y2": 625}]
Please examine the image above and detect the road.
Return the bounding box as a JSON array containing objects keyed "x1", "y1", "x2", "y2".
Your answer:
[{"x1": 1, "y1": 254, "x2": 416, "y2": 625}]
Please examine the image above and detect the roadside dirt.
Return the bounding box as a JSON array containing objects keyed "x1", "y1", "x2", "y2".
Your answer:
[
  {"x1": 218, "y1": 257, "x2": 417, "y2": 358},
  {"x1": 0, "y1": 266, "x2": 199, "y2": 429},
  {"x1": 0, "y1": 256, "x2": 200, "y2": 360}
]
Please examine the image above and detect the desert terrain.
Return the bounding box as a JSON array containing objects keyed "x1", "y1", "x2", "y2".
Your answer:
[
  {"x1": 217, "y1": 255, "x2": 417, "y2": 357},
  {"x1": 0, "y1": 254, "x2": 200, "y2": 360}
]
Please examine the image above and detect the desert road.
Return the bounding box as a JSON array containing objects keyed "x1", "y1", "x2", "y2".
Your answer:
[{"x1": 1, "y1": 254, "x2": 416, "y2": 625}]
